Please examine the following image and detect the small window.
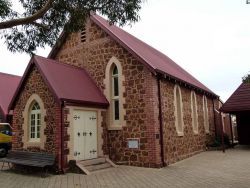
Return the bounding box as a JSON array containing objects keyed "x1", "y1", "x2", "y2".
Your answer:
[
  {"x1": 191, "y1": 91, "x2": 198, "y2": 134},
  {"x1": 30, "y1": 102, "x2": 41, "y2": 141},
  {"x1": 203, "y1": 96, "x2": 209, "y2": 133},
  {"x1": 174, "y1": 85, "x2": 184, "y2": 136},
  {"x1": 111, "y1": 65, "x2": 120, "y2": 122}
]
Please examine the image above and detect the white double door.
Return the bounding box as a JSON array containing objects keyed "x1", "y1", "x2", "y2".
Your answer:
[{"x1": 73, "y1": 110, "x2": 97, "y2": 160}]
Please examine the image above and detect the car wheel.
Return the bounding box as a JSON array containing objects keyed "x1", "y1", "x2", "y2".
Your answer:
[{"x1": 0, "y1": 148, "x2": 7, "y2": 157}]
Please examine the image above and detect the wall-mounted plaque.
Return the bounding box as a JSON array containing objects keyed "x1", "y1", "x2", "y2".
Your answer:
[{"x1": 127, "y1": 139, "x2": 139, "y2": 149}]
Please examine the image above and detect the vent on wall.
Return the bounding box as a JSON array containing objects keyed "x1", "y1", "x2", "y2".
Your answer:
[{"x1": 80, "y1": 26, "x2": 86, "y2": 43}]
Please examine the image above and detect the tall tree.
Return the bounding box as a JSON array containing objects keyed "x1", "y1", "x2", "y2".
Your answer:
[
  {"x1": 242, "y1": 72, "x2": 250, "y2": 83},
  {"x1": 0, "y1": 0, "x2": 142, "y2": 54}
]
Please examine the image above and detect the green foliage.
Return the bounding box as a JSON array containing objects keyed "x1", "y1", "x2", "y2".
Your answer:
[
  {"x1": 242, "y1": 72, "x2": 250, "y2": 83},
  {"x1": 0, "y1": 0, "x2": 143, "y2": 54},
  {"x1": 0, "y1": 0, "x2": 11, "y2": 18}
]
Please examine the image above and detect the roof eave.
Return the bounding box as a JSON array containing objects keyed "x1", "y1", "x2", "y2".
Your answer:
[
  {"x1": 62, "y1": 98, "x2": 109, "y2": 109},
  {"x1": 155, "y1": 69, "x2": 218, "y2": 98}
]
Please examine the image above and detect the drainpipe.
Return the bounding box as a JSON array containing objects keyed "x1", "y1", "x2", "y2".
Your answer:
[
  {"x1": 60, "y1": 101, "x2": 65, "y2": 173},
  {"x1": 157, "y1": 74, "x2": 166, "y2": 167},
  {"x1": 229, "y1": 114, "x2": 234, "y2": 146},
  {"x1": 219, "y1": 111, "x2": 225, "y2": 153},
  {"x1": 212, "y1": 99, "x2": 217, "y2": 138}
]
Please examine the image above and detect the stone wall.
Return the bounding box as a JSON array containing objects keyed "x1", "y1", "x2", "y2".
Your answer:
[
  {"x1": 12, "y1": 66, "x2": 60, "y2": 156},
  {"x1": 160, "y1": 79, "x2": 216, "y2": 164},
  {"x1": 55, "y1": 19, "x2": 162, "y2": 167},
  {"x1": 53, "y1": 18, "x2": 217, "y2": 167}
]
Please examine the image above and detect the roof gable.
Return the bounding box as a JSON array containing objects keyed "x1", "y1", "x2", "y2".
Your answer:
[
  {"x1": 9, "y1": 56, "x2": 109, "y2": 110},
  {"x1": 90, "y1": 14, "x2": 216, "y2": 96},
  {"x1": 0, "y1": 72, "x2": 21, "y2": 119},
  {"x1": 220, "y1": 83, "x2": 250, "y2": 113},
  {"x1": 48, "y1": 13, "x2": 217, "y2": 97}
]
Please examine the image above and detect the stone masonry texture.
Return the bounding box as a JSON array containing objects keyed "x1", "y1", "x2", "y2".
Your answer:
[
  {"x1": 53, "y1": 18, "x2": 217, "y2": 167},
  {"x1": 12, "y1": 66, "x2": 61, "y2": 165}
]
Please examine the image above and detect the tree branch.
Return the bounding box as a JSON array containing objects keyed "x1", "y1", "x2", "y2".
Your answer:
[
  {"x1": 31, "y1": 22, "x2": 49, "y2": 30},
  {"x1": 0, "y1": 0, "x2": 54, "y2": 30}
]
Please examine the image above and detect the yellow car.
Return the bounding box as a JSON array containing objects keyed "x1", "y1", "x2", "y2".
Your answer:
[{"x1": 0, "y1": 123, "x2": 12, "y2": 157}]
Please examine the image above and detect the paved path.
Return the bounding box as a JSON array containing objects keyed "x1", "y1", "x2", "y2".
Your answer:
[{"x1": 1, "y1": 146, "x2": 250, "y2": 188}]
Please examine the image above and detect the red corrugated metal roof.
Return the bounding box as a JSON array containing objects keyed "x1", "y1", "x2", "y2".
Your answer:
[
  {"x1": 90, "y1": 14, "x2": 216, "y2": 95},
  {"x1": 220, "y1": 83, "x2": 250, "y2": 113},
  {"x1": 10, "y1": 56, "x2": 108, "y2": 109},
  {"x1": 0, "y1": 72, "x2": 21, "y2": 119}
]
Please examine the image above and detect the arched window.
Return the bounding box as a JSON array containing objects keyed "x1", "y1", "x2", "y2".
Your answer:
[
  {"x1": 111, "y1": 65, "x2": 120, "y2": 123},
  {"x1": 104, "y1": 57, "x2": 126, "y2": 129},
  {"x1": 174, "y1": 85, "x2": 184, "y2": 136},
  {"x1": 203, "y1": 96, "x2": 209, "y2": 133},
  {"x1": 30, "y1": 102, "x2": 41, "y2": 141},
  {"x1": 191, "y1": 91, "x2": 198, "y2": 134}
]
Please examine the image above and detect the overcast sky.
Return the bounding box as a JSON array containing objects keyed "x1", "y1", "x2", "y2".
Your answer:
[{"x1": 0, "y1": 0, "x2": 249, "y2": 101}]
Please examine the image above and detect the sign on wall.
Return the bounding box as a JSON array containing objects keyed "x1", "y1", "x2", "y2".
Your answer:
[{"x1": 127, "y1": 139, "x2": 139, "y2": 149}]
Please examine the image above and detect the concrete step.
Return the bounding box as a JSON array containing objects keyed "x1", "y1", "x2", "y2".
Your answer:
[
  {"x1": 79, "y1": 157, "x2": 106, "y2": 166},
  {"x1": 76, "y1": 157, "x2": 116, "y2": 175},
  {"x1": 85, "y1": 162, "x2": 112, "y2": 172}
]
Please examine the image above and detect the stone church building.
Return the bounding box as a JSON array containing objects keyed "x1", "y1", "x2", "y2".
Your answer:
[{"x1": 9, "y1": 13, "x2": 220, "y2": 172}]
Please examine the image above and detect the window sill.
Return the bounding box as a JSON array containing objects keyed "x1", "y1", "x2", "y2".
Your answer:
[
  {"x1": 108, "y1": 126, "x2": 123, "y2": 131},
  {"x1": 25, "y1": 141, "x2": 42, "y2": 148},
  {"x1": 193, "y1": 131, "x2": 199, "y2": 135},
  {"x1": 177, "y1": 132, "x2": 184, "y2": 137}
]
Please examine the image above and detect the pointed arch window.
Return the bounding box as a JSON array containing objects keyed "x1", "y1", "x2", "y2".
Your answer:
[
  {"x1": 174, "y1": 85, "x2": 184, "y2": 136},
  {"x1": 30, "y1": 102, "x2": 41, "y2": 141},
  {"x1": 111, "y1": 65, "x2": 120, "y2": 122},
  {"x1": 203, "y1": 96, "x2": 209, "y2": 133},
  {"x1": 191, "y1": 91, "x2": 198, "y2": 134}
]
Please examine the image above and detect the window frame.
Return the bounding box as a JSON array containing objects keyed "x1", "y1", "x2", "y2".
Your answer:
[
  {"x1": 104, "y1": 57, "x2": 126, "y2": 130},
  {"x1": 111, "y1": 65, "x2": 120, "y2": 123},
  {"x1": 191, "y1": 91, "x2": 198, "y2": 134},
  {"x1": 203, "y1": 95, "x2": 209, "y2": 133},
  {"x1": 29, "y1": 102, "x2": 41, "y2": 142},
  {"x1": 174, "y1": 85, "x2": 184, "y2": 136}
]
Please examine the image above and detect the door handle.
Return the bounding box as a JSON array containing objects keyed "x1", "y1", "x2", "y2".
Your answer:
[
  {"x1": 77, "y1": 132, "x2": 80, "y2": 136},
  {"x1": 83, "y1": 132, "x2": 87, "y2": 136}
]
